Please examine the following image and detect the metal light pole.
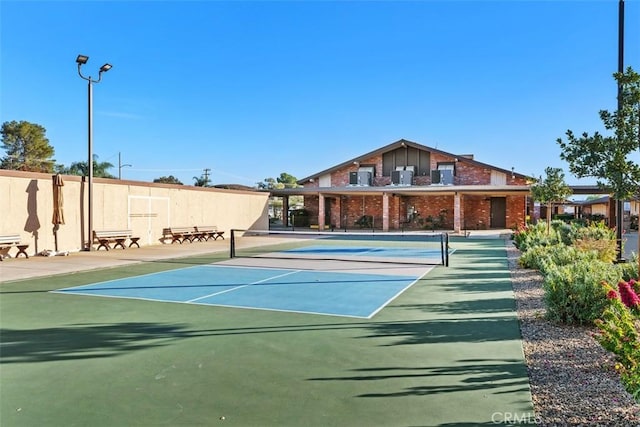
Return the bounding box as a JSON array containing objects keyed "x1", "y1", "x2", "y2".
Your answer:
[
  {"x1": 118, "y1": 152, "x2": 132, "y2": 180},
  {"x1": 615, "y1": 0, "x2": 626, "y2": 262},
  {"x1": 76, "y1": 54, "x2": 112, "y2": 251}
]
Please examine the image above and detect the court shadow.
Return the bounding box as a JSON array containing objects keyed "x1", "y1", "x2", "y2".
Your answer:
[
  {"x1": 362, "y1": 317, "x2": 521, "y2": 345},
  {"x1": 396, "y1": 297, "x2": 516, "y2": 315},
  {"x1": 438, "y1": 279, "x2": 514, "y2": 294},
  {"x1": 0, "y1": 322, "x2": 198, "y2": 364},
  {"x1": 308, "y1": 358, "x2": 530, "y2": 397}
]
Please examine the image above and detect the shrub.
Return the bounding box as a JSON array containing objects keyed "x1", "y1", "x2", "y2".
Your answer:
[
  {"x1": 543, "y1": 260, "x2": 622, "y2": 325},
  {"x1": 552, "y1": 213, "x2": 575, "y2": 222},
  {"x1": 617, "y1": 254, "x2": 640, "y2": 282},
  {"x1": 512, "y1": 222, "x2": 561, "y2": 252},
  {"x1": 595, "y1": 291, "x2": 640, "y2": 399},
  {"x1": 561, "y1": 221, "x2": 617, "y2": 262},
  {"x1": 568, "y1": 220, "x2": 616, "y2": 242},
  {"x1": 618, "y1": 280, "x2": 640, "y2": 311},
  {"x1": 518, "y1": 244, "x2": 598, "y2": 273},
  {"x1": 550, "y1": 220, "x2": 573, "y2": 245}
]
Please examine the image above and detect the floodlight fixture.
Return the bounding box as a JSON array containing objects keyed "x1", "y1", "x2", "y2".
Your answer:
[{"x1": 75, "y1": 53, "x2": 112, "y2": 250}]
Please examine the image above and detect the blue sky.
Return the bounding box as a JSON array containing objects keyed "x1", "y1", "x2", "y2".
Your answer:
[{"x1": 1, "y1": 0, "x2": 639, "y2": 187}]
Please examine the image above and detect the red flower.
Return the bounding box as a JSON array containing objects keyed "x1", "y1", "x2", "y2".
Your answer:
[
  {"x1": 607, "y1": 289, "x2": 621, "y2": 300},
  {"x1": 618, "y1": 281, "x2": 640, "y2": 308}
]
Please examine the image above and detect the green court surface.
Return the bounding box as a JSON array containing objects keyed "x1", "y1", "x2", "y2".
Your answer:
[{"x1": 0, "y1": 238, "x2": 534, "y2": 427}]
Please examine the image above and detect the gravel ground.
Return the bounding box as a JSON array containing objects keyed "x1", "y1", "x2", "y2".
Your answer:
[{"x1": 507, "y1": 242, "x2": 640, "y2": 426}]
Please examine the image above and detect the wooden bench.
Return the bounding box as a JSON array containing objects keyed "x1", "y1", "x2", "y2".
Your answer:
[
  {"x1": 195, "y1": 226, "x2": 225, "y2": 241},
  {"x1": 162, "y1": 227, "x2": 200, "y2": 244},
  {"x1": 0, "y1": 234, "x2": 29, "y2": 260},
  {"x1": 93, "y1": 230, "x2": 140, "y2": 251}
]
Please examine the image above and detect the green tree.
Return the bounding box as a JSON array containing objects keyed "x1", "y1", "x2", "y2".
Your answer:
[
  {"x1": 258, "y1": 172, "x2": 300, "y2": 189},
  {"x1": 154, "y1": 175, "x2": 183, "y2": 185},
  {"x1": 277, "y1": 172, "x2": 299, "y2": 188},
  {"x1": 258, "y1": 177, "x2": 278, "y2": 190},
  {"x1": 530, "y1": 167, "x2": 573, "y2": 233},
  {"x1": 193, "y1": 175, "x2": 211, "y2": 187},
  {"x1": 557, "y1": 67, "x2": 640, "y2": 201},
  {"x1": 56, "y1": 155, "x2": 115, "y2": 178},
  {"x1": 1, "y1": 120, "x2": 55, "y2": 172}
]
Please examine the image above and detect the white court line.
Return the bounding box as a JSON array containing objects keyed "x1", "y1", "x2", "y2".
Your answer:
[
  {"x1": 366, "y1": 267, "x2": 434, "y2": 319},
  {"x1": 187, "y1": 269, "x2": 300, "y2": 303},
  {"x1": 52, "y1": 264, "x2": 208, "y2": 292}
]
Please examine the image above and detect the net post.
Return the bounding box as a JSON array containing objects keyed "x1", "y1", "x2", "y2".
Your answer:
[
  {"x1": 230, "y1": 229, "x2": 236, "y2": 258},
  {"x1": 440, "y1": 233, "x2": 445, "y2": 265},
  {"x1": 445, "y1": 232, "x2": 450, "y2": 267}
]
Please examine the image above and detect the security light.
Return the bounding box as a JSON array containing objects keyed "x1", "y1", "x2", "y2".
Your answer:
[{"x1": 76, "y1": 55, "x2": 89, "y2": 65}]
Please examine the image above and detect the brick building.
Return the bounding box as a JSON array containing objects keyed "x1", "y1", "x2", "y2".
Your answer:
[{"x1": 271, "y1": 139, "x2": 532, "y2": 233}]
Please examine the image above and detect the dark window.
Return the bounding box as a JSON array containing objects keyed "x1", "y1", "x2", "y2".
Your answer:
[{"x1": 382, "y1": 147, "x2": 430, "y2": 176}]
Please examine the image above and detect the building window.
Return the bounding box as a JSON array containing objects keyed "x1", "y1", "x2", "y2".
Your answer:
[
  {"x1": 382, "y1": 148, "x2": 430, "y2": 176},
  {"x1": 437, "y1": 162, "x2": 455, "y2": 175}
]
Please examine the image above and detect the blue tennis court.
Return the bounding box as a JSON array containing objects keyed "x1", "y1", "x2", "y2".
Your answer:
[{"x1": 53, "y1": 264, "x2": 428, "y2": 318}]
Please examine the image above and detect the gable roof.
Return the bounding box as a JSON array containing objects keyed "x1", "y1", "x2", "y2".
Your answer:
[
  {"x1": 297, "y1": 138, "x2": 531, "y2": 184},
  {"x1": 580, "y1": 195, "x2": 610, "y2": 206}
]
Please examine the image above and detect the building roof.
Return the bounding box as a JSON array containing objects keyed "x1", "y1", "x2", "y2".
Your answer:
[
  {"x1": 297, "y1": 138, "x2": 532, "y2": 184},
  {"x1": 579, "y1": 195, "x2": 610, "y2": 206}
]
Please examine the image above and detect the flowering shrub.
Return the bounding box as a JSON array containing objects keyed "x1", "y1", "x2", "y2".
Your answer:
[
  {"x1": 595, "y1": 286, "x2": 640, "y2": 399},
  {"x1": 619, "y1": 280, "x2": 640, "y2": 311},
  {"x1": 515, "y1": 220, "x2": 630, "y2": 324},
  {"x1": 517, "y1": 218, "x2": 640, "y2": 399}
]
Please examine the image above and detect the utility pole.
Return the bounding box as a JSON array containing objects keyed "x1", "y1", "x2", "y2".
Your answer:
[{"x1": 203, "y1": 168, "x2": 211, "y2": 184}]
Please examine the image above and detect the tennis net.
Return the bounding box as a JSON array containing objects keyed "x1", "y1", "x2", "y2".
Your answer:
[{"x1": 229, "y1": 229, "x2": 450, "y2": 266}]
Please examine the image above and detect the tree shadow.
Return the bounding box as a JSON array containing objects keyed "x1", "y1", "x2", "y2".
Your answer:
[
  {"x1": 361, "y1": 317, "x2": 521, "y2": 345},
  {"x1": 396, "y1": 298, "x2": 516, "y2": 315},
  {"x1": 0, "y1": 315, "x2": 524, "y2": 365},
  {"x1": 0, "y1": 322, "x2": 199, "y2": 364},
  {"x1": 308, "y1": 358, "x2": 531, "y2": 398}
]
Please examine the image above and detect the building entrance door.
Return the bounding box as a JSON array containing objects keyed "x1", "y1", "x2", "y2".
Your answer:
[{"x1": 490, "y1": 197, "x2": 507, "y2": 228}]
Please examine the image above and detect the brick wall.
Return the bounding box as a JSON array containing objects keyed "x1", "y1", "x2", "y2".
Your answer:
[{"x1": 299, "y1": 147, "x2": 529, "y2": 230}]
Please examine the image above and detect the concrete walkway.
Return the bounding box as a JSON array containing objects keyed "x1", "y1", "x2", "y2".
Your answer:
[
  {"x1": 0, "y1": 239, "x2": 230, "y2": 283},
  {"x1": 625, "y1": 232, "x2": 639, "y2": 260}
]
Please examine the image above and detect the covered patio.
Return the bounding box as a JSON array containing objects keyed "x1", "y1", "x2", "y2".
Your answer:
[{"x1": 271, "y1": 185, "x2": 531, "y2": 234}]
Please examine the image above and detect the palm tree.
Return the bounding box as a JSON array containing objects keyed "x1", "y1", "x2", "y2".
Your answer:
[
  {"x1": 56, "y1": 155, "x2": 116, "y2": 178},
  {"x1": 193, "y1": 175, "x2": 211, "y2": 187}
]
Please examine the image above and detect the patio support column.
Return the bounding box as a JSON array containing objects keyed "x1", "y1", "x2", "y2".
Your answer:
[
  {"x1": 282, "y1": 196, "x2": 289, "y2": 227},
  {"x1": 382, "y1": 192, "x2": 390, "y2": 231},
  {"x1": 453, "y1": 192, "x2": 462, "y2": 234},
  {"x1": 318, "y1": 193, "x2": 325, "y2": 230}
]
